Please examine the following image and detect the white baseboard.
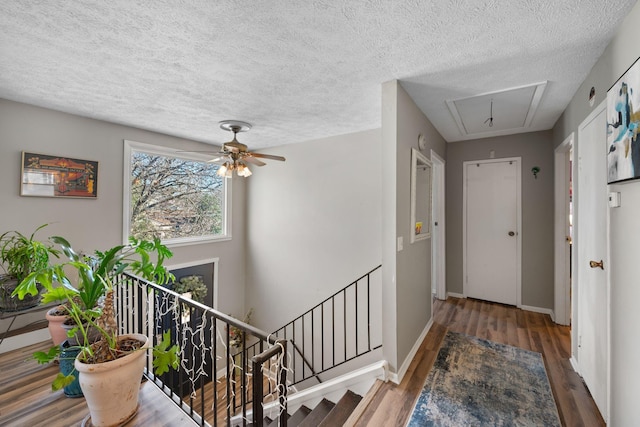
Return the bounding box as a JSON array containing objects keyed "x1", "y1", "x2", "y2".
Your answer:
[
  {"x1": 283, "y1": 360, "x2": 388, "y2": 414},
  {"x1": 569, "y1": 355, "x2": 580, "y2": 375},
  {"x1": 389, "y1": 317, "x2": 433, "y2": 385},
  {"x1": 231, "y1": 359, "x2": 389, "y2": 424},
  {"x1": 447, "y1": 292, "x2": 464, "y2": 299},
  {"x1": 520, "y1": 304, "x2": 554, "y2": 317},
  {"x1": 0, "y1": 328, "x2": 50, "y2": 354}
]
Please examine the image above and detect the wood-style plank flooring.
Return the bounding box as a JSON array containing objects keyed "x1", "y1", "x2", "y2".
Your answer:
[
  {"x1": 0, "y1": 297, "x2": 605, "y2": 426},
  {"x1": 350, "y1": 297, "x2": 605, "y2": 427},
  {"x1": 0, "y1": 341, "x2": 274, "y2": 427},
  {"x1": 0, "y1": 341, "x2": 197, "y2": 427}
]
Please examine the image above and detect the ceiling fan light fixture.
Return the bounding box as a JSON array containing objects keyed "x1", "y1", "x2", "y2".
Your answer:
[
  {"x1": 237, "y1": 163, "x2": 252, "y2": 177},
  {"x1": 216, "y1": 162, "x2": 229, "y2": 177},
  {"x1": 224, "y1": 166, "x2": 233, "y2": 178}
]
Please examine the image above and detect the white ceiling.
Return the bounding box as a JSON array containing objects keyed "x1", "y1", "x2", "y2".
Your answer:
[{"x1": 0, "y1": 1, "x2": 636, "y2": 148}]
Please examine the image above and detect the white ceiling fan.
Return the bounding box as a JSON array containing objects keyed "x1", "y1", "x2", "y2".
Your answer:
[{"x1": 193, "y1": 120, "x2": 286, "y2": 178}]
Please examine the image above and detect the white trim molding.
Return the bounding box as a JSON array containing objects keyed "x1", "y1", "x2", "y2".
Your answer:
[{"x1": 389, "y1": 317, "x2": 433, "y2": 384}]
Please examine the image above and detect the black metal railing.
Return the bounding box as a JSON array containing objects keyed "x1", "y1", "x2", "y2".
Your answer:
[
  {"x1": 113, "y1": 272, "x2": 288, "y2": 427},
  {"x1": 243, "y1": 265, "x2": 383, "y2": 390}
]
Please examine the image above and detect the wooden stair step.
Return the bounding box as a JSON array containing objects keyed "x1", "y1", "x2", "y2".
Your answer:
[
  {"x1": 288, "y1": 405, "x2": 312, "y2": 427},
  {"x1": 297, "y1": 399, "x2": 335, "y2": 427},
  {"x1": 318, "y1": 390, "x2": 362, "y2": 427}
]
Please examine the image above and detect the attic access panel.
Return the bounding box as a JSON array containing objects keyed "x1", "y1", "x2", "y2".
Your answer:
[{"x1": 446, "y1": 81, "x2": 547, "y2": 138}]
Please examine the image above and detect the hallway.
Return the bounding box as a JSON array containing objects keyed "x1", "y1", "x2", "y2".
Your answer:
[{"x1": 351, "y1": 297, "x2": 604, "y2": 426}]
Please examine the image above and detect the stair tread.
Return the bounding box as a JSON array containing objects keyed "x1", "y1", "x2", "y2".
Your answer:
[
  {"x1": 297, "y1": 399, "x2": 335, "y2": 427},
  {"x1": 288, "y1": 405, "x2": 312, "y2": 427},
  {"x1": 318, "y1": 390, "x2": 363, "y2": 427}
]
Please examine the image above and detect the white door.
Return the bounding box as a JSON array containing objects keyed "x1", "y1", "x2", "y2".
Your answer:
[
  {"x1": 554, "y1": 133, "x2": 573, "y2": 326},
  {"x1": 431, "y1": 151, "x2": 446, "y2": 300},
  {"x1": 464, "y1": 159, "x2": 520, "y2": 306},
  {"x1": 576, "y1": 101, "x2": 608, "y2": 419}
]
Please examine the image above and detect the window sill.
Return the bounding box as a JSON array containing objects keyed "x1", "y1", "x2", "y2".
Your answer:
[{"x1": 160, "y1": 235, "x2": 232, "y2": 249}]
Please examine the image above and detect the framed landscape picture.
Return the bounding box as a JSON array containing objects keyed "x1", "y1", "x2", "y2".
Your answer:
[
  {"x1": 21, "y1": 152, "x2": 98, "y2": 198},
  {"x1": 606, "y1": 56, "x2": 640, "y2": 184}
]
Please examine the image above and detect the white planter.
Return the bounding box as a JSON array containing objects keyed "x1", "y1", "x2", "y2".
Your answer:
[{"x1": 74, "y1": 333, "x2": 149, "y2": 427}]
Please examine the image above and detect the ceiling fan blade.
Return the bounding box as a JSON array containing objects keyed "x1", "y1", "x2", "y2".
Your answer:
[
  {"x1": 243, "y1": 156, "x2": 266, "y2": 166},
  {"x1": 250, "y1": 153, "x2": 286, "y2": 161},
  {"x1": 174, "y1": 150, "x2": 224, "y2": 154},
  {"x1": 207, "y1": 157, "x2": 225, "y2": 163}
]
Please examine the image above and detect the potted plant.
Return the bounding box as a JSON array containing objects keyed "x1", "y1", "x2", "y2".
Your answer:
[
  {"x1": 0, "y1": 224, "x2": 60, "y2": 311},
  {"x1": 173, "y1": 275, "x2": 207, "y2": 304},
  {"x1": 13, "y1": 235, "x2": 180, "y2": 426},
  {"x1": 46, "y1": 302, "x2": 71, "y2": 346}
]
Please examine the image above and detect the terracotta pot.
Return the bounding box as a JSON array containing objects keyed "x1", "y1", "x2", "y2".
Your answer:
[
  {"x1": 46, "y1": 306, "x2": 69, "y2": 346},
  {"x1": 74, "y1": 333, "x2": 149, "y2": 427}
]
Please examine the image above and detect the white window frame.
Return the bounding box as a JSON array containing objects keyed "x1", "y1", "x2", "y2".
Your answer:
[{"x1": 123, "y1": 140, "x2": 232, "y2": 247}]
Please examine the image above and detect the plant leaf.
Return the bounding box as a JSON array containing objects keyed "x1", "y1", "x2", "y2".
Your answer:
[
  {"x1": 33, "y1": 346, "x2": 60, "y2": 364},
  {"x1": 50, "y1": 236, "x2": 79, "y2": 262},
  {"x1": 52, "y1": 372, "x2": 75, "y2": 391},
  {"x1": 41, "y1": 286, "x2": 76, "y2": 304},
  {"x1": 152, "y1": 331, "x2": 180, "y2": 375}
]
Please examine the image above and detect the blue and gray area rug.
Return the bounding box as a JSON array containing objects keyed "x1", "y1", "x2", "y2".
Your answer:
[{"x1": 407, "y1": 331, "x2": 561, "y2": 426}]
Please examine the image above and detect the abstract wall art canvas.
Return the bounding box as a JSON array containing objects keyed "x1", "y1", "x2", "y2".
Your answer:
[{"x1": 607, "y1": 56, "x2": 640, "y2": 184}]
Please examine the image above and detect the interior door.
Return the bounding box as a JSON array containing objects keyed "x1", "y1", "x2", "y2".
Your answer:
[
  {"x1": 431, "y1": 151, "x2": 446, "y2": 300},
  {"x1": 465, "y1": 159, "x2": 519, "y2": 306},
  {"x1": 576, "y1": 102, "x2": 608, "y2": 419}
]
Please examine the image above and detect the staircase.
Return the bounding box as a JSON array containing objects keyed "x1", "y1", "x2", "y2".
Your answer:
[{"x1": 253, "y1": 390, "x2": 362, "y2": 427}]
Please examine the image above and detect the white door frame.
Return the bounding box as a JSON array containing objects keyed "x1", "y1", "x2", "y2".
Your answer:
[
  {"x1": 462, "y1": 157, "x2": 522, "y2": 307},
  {"x1": 431, "y1": 150, "x2": 446, "y2": 300},
  {"x1": 554, "y1": 133, "x2": 573, "y2": 325}
]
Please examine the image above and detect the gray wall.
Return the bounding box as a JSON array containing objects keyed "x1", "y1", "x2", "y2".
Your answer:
[
  {"x1": 552, "y1": 2, "x2": 640, "y2": 424},
  {"x1": 0, "y1": 99, "x2": 247, "y2": 346},
  {"x1": 382, "y1": 81, "x2": 447, "y2": 374},
  {"x1": 244, "y1": 129, "x2": 382, "y2": 332},
  {"x1": 446, "y1": 131, "x2": 555, "y2": 309}
]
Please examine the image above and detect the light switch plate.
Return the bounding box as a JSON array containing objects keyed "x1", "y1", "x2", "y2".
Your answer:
[{"x1": 609, "y1": 191, "x2": 621, "y2": 208}]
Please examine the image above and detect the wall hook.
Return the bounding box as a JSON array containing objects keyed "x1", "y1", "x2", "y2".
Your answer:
[{"x1": 531, "y1": 166, "x2": 540, "y2": 179}]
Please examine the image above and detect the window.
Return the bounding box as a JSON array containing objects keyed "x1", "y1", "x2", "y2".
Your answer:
[{"x1": 123, "y1": 140, "x2": 230, "y2": 245}]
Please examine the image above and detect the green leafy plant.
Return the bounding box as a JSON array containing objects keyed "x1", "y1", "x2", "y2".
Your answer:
[
  {"x1": 0, "y1": 224, "x2": 61, "y2": 281},
  {"x1": 229, "y1": 308, "x2": 254, "y2": 349},
  {"x1": 12, "y1": 235, "x2": 180, "y2": 390},
  {"x1": 0, "y1": 224, "x2": 61, "y2": 310},
  {"x1": 173, "y1": 275, "x2": 207, "y2": 304}
]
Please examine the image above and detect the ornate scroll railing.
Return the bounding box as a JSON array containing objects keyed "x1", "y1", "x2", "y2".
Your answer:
[{"x1": 113, "y1": 272, "x2": 288, "y2": 427}]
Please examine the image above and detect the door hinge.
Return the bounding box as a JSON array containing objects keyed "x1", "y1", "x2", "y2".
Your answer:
[{"x1": 578, "y1": 335, "x2": 582, "y2": 348}]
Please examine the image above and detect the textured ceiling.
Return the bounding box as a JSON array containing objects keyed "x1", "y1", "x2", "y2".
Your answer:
[{"x1": 0, "y1": 1, "x2": 637, "y2": 148}]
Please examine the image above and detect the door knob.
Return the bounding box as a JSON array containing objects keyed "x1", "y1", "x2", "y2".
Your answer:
[
  {"x1": 508, "y1": 231, "x2": 515, "y2": 236},
  {"x1": 589, "y1": 260, "x2": 604, "y2": 270}
]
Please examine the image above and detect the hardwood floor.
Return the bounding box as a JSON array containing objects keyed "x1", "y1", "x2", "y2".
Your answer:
[
  {"x1": 0, "y1": 341, "x2": 196, "y2": 427},
  {"x1": 0, "y1": 340, "x2": 272, "y2": 427},
  {"x1": 0, "y1": 298, "x2": 605, "y2": 426},
  {"x1": 350, "y1": 297, "x2": 605, "y2": 427}
]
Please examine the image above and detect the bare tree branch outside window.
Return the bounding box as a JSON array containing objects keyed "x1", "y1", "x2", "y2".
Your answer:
[{"x1": 129, "y1": 151, "x2": 224, "y2": 241}]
